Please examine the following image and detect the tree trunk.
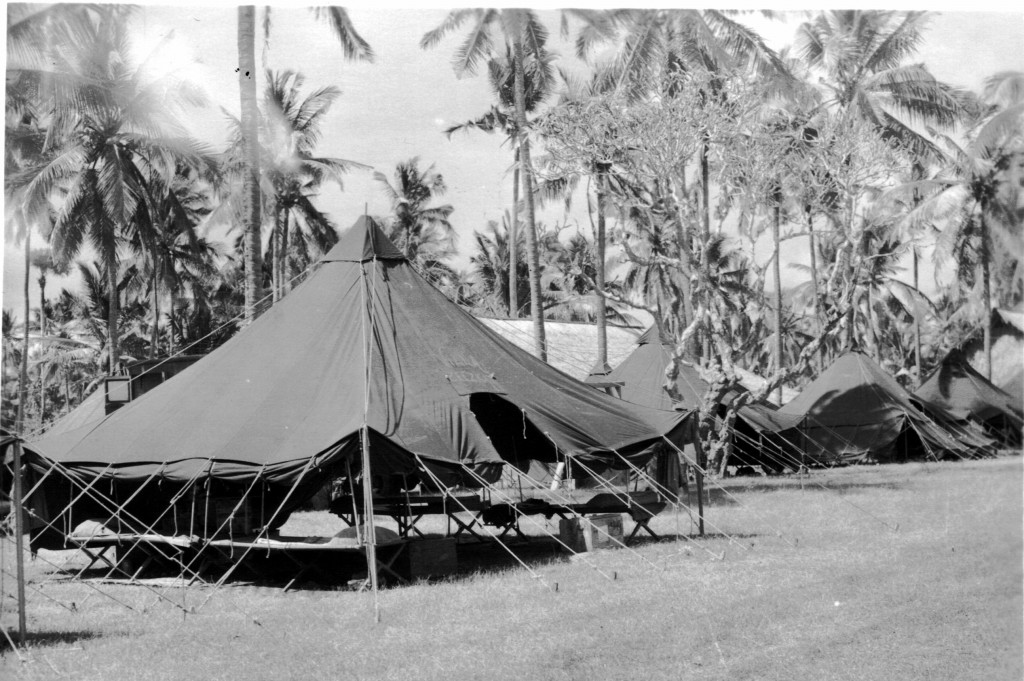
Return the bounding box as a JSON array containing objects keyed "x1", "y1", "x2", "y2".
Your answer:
[
  {"x1": 700, "y1": 141, "x2": 711, "y2": 361},
  {"x1": 912, "y1": 247, "x2": 922, "y2": 385},
  {"x1": 167, "y1": 287, "x2": 176, "y2": 357},
  {"x1": 272, "y1": 203, "x2": 282, "y2": 302},
  {"x1": 772, "y1": 200, "x2": 784, "y2": 405},
  {"x1": 106, "y1": 247, "x2": 119, "y2": 375},
  {"x1": 595, "y1": 169, "x2": 608, "y2": 368},
  {"x1": 806, "y1": 206, "x2": 822, "y2": 370},
  {"x1": 150, "y1": 266, "x2": 159, "y2": 360},
  {"x1": 238, "y1": 6, "x2": 264, "y2": 322},
  {"x1": 510, "y1": 160, "x2": 519, "y2": 318},
  {"x1": 38, "y1": 271, "x2": 46, "y2": 420},
  {"x1": 513, "y1": 36, "x2": 546, "y2": 361},
  {"x1": 281, "y1": 208, "x2": 291, "y2": 295},
  {"x1": 980, "y1": 213, "x2": 992, "y2": 379},
  {"x1": 18, "y1": 229, "x2": 32, "y2": 435},
  {"x1": 911, "y1": 165, "x2": 924, "y2": 386}
]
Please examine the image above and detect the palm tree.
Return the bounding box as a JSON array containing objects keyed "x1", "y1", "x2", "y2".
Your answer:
[
  {"x1": 9, "y1": 11, "x2": 212, "y2": 374},
  {"x1": 236, "y1": 7, "x2": 373, "y2": 319},
  {"x1": 469, "y1": 214, "x2": 530, "y2": 317},
  {"x1": 27, "y1": 247, "x2": 67, "y2": 418},
  {"x1": 422, "y1": 9, "x2": 554, "y2": 360},
  {"x1": 445, "y1": 46, "x2": 556, "y2": 319},
  {"x1": 221, "y1": 70, "x2": 363, "y2": 302},
  {"x1": 237, "y1": 6, "x2": 263, "y2": 321},
  {"x1": 796, "y1": 11, "x2": 970, "y2": 161},
  {"x1": 894, "y1": 91, "x2": 1024, "y2": 378},
  {"x1": 128, "y1": 167, "x2": 219, "y2": 357},
  {"x1": 374, "y1": 158, "x2": 455, "y2": 264}
]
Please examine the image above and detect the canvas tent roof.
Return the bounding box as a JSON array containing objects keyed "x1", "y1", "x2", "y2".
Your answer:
[
  {"x1": 600, "y1": 326, "x2": 804, "y2": 471},
  {"x1": 604, "y1": 326, "x2": 800, "y2": 427},
  {"x1": 778, "y1": 351, "x2": 985, "y2": 463},
  {"x1": 915, "y1": 350, "x2": 1023, "y2": 447},
  {"x1": 28, "y1": 216, "x2": 689, "y2": 487}
]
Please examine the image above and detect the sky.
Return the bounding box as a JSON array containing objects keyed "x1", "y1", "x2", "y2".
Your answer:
[{"x1": 2, "y1": 3, "x2": 1023, "y2": 320}]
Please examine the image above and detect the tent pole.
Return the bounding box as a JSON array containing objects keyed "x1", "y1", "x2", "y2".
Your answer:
[
  {"x1": 12, "y1": 439, "x2": 28, "y2": 644},
  {"x1": 690, "y1": 419, "x2": 706, "y2": 537},
  {"x1": 360, "y1": 425, "x2": 380, "y2": 621}
]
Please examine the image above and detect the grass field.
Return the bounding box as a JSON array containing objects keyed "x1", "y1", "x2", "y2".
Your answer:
[{"x1": 2, "y1": 457, "x2": 1021, "y2": 681}]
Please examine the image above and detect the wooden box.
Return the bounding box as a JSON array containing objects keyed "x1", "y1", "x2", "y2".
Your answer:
[{"x1": 559, "y1": 513, "x2": 624, "y2": 552}]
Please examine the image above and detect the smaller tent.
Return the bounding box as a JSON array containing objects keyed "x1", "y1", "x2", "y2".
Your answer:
[
  {"x1": 603, "y1": 327, "x2": 804, "y2": 472},
  {"x1": 778, "y1": 351, "x2": 991, "y2": 464},
  {"x1": 916, "y1": 350, "x2": 1023, "y2": 447}
]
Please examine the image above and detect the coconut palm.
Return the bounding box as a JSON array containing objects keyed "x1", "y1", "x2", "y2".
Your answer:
[
  {"x1": 374, "y1": 158, "x2": 455, "y2": 264},
  {"x1": 236, "y1": 7, "x2": 373, "y2": 319},
  {"x1": 221, "y1": 69, "x2": 363, "y2": 302},
  {"x1": 892, "y1": 95, "x2": 1024, "y2": 378},
  {"x1": 469, "y1": 214, "x2": 530, "y2": 317},
  {"x1": 796, "y1": 11, "x2": 969, "y2": 161},
  {"x1": 8, "y1": 11, "x2": 212, "y2": 374},
  {"x1": 422, "y1": 9, "x2": 554, "y2": 360},
  {"x1": 445, "y1": 46, "x2": 556, "y2": 319}
]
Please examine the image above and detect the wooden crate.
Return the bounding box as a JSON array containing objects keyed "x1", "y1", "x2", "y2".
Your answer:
[
  {"x1": 559, "y1": 513, "x2": 624, "y2": 552},
  {"x1": 393, "y1": 537, "x2": 458, "y2": 580}
]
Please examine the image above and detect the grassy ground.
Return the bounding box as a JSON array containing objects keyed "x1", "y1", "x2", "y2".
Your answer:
[{"x1": 1, "y1": 458, "x2": 1020, "y2": 681}]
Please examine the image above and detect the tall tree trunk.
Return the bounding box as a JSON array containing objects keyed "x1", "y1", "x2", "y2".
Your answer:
[
  {"x1": 912, "y1": 247, "x2": 922, "y2": 384},
  {"x1": 512, "y1": 36, "x2": 546, "y2": 361},
  {"x1": 238, "y1": 6, "x2": 264, "y2": 322},
  {"x1": 980, "y1": 213, "x2": 992, "y2": 379},
  {"x1": 63, "y1": 371, "x2": 71, "y2": 416},
  {"x1": 911, "y1": 163, "x2": 924, "y2": 386},
  {"x1": 510, "y1": 160, "x2": 519, "y2": 318},
  {"x1": 37, "y1": 271, "x2": 46, "y2": 420},
  {"x1": 281, "y1": 209, "x2": 291, "y2": 295},
  {"x1": 106, "y1": 247, "x2": 119, "y2": 375},
  {"x1": 772, "y1": 200, "x2": 783, "y2": 405},
  {"x1": 18, "y1": 229, "x2": 32, "y2": 434},
  {"x1": 806, "y1": 206, "x2": 822, "y2": 370},
  {"x1": 595, "y1": 169, "x2": 608, "y2": 368},
  {"x1": 272, "y1": 203, "x2": 282, "y2": 302},
  {"x1": 150, "y1": 266, "x2": 159, "y2": 360},
  {"x1": 700, "y1": 141, "x2": 711, "y2": 361},
  {"x1": 167, "y1": 287, "x2": 176, "y2": 357}
]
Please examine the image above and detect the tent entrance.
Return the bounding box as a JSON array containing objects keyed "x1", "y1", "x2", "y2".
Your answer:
[{"x1": 468, "y1": 393, "x2": 558, "y2": 474}]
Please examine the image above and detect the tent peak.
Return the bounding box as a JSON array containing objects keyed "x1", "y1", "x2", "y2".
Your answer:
[{"x1": 322, "y1": 215, "x2": 406, "y2": 263}]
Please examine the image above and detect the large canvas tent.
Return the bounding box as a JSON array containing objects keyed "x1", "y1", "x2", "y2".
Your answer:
[
  {"x1": 23, "y1": 217, "x2": 690, "y2": 546},
  {"x1": 916, "y1": 350, "x2": 1023, "y2": 447},
  {"x1": 602, "y1": 327, "x2": 803, "y2": 472},
  {"x1": 777, "y1": 351, "x2": 989, "y2": 464}
]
